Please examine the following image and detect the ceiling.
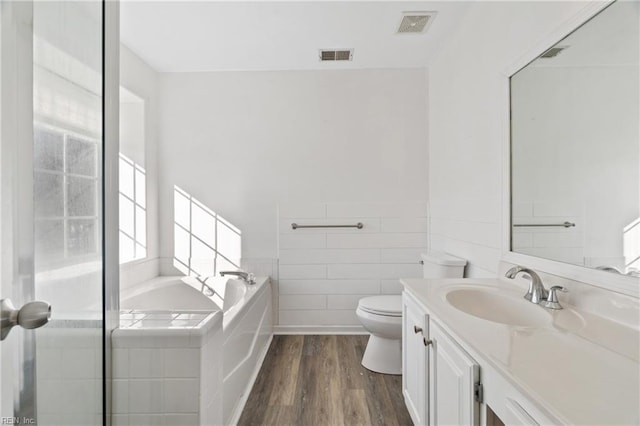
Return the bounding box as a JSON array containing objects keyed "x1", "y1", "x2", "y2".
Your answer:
[{"x1": 120, "y1": 1, "x2": 472, "y2": 72}]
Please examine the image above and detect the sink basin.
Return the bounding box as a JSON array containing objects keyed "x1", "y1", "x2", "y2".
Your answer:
[
  {"x1": 445, "y1": 287, "x2": 586, "y2": 330},
  {"x1": 446, "y1": 288, "x2": 551, "y2": 327}
]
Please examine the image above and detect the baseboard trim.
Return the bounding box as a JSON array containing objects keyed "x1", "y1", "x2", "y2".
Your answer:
[
  {"x1": 274, "y1": 325, "x2": 367, "y2": 335},
  {"x1": 227, "y1": 333, "x2": 274, "y2": 426}
]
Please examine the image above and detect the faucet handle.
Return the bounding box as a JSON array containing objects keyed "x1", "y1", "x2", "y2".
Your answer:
[{"x1": 542, "y1": 286, "x2": 567, "y2": 310}]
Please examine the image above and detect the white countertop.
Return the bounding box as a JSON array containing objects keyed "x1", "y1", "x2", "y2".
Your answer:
[{"x1": 401, "y1": 278, "x2": 640, "y2": 425}]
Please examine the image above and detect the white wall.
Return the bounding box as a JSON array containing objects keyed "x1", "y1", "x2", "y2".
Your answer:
[
  {"x1": 277, "y1": 201, "x2": 427, "y2": 331},
  {"x1": 120, "y1": 94, "x2": 145, "y2": 166},
  {"x1": 157, "y1": 68, "x2": 429, "y2": 265},
  {"x1": 120, "y1": 45, "x2": 161, "y2": 286},
  {"x1": 157, "y1": 69, "x2": 428, "y2": 327},
  {"x1": 428, "y1": 1, "x2": 602, "y2": 277}
]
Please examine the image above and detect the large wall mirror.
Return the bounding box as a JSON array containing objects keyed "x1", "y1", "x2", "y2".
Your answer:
[{"x1": 510, "y1": 1, "x2": 639, "y2": 278}]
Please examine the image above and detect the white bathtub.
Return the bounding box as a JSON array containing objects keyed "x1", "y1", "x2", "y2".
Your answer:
[{"x1": 120, "y1": 275, "x2": 273, "y2": 425}]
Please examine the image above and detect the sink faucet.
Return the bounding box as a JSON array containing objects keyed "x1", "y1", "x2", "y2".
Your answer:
[
  {"x1": 219, "y1": 270, "x2": 256, "y2": 285},
  {"x1": 505, "y1": 266, "x2": 548, "y2": 304}
]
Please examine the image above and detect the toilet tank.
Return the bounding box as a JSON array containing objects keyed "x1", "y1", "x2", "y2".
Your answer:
[{"x1": 421, "y1": 251, "x2": 467, "y2": 278}]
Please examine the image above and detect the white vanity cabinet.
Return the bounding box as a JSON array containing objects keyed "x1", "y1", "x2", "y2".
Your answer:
[
  {"x1": 429, "y1": 319, "x2": 480, "y2": 426},
  {"x1": 402, "y1": 291, "x2": 480, "y2": 426},
  {"x1": 401, "y1": 276, "x2": 639, "y2": 425},
  {"x1": 402, "y1": 293, "x2": 428, "y2": 425}
]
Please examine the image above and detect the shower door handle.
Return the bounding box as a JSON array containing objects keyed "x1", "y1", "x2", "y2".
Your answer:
[{"x1": 1, "y1": 298, "x2": 51, "y2": 341}]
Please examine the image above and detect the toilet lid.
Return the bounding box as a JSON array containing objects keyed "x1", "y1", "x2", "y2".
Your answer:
[{"x1": 358, "y1": 295, "x2": 402, "y2": 317}]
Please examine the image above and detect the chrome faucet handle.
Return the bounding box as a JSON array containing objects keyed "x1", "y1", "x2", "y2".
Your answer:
[
  {"x1": 542, "y1": 286, "x2": 567, "y2": 310},
  {"x1": 220, "y1": 270, "x2": 256, "y2": 284},
  {"x1": 522, "y1": 273, "x2": 548, "y2": 304},
  {"x1": 506, "y1": 266, "x2": 549, "y2": 304},
  {"x1": 522, "y1": 273, "x2": 535, "y2": 301}
]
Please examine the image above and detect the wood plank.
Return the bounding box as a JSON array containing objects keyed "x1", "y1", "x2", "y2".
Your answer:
[
  {"x1": 384, "y1": 374, "x2": 414, "y2": 426},
  {"x1": 294, "y1": 336, "x2": 345, "y2": 426},
  {"x1": 318, "y1": 335, "x2": 345, "y2": 426},
  {"x1": 361, "y1": 367, "x2": 401, "y2": 426},
  {"x1": 301, "y1": 334, "x2": 323, "y2": 356},
  {"x1": 342, "y1": 389, "x2": 373, "y2": 426},
  {"x1": 261, "y1": 405, "x2": 297, "y2": 426},
  {"x1": 293, "y1": 348, "x2": 321, "y2": 425},
  {"x1": 240, "y1": 335, "x2": 413, "y2": 426},
  {"x1": 237, "y1": 337, "x2": 281, "y2": 425},
  {"x1": 268, "y1": 335, "x2": 303, "y2": 406},
  {"x1": 336, "y1": 335, "x2": 368, "y2": 390}
]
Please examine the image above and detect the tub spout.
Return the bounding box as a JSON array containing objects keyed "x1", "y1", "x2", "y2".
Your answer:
[{"x1": 220, "y1": 270, "x2": 256, "y2": 285}]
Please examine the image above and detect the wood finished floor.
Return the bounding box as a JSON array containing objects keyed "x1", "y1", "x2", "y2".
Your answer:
[{"x1": 238, "y1": 335, "x2": 413, "y2": 426}]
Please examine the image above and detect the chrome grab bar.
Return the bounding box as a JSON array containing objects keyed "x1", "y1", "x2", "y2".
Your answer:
[
  {"x1": 291, "y1": 222, "x2": 363, "y2": 230},
  {"x1": 513, "y1": 221, "x2": 575, "y2": 228}
]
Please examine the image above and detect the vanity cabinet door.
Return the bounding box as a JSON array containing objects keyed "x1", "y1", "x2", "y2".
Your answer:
[
  {"x1": 429, "y1": 320, "x2": 480, "y2": 426},
  {"x1": 402, "y1": 293, "x2": 428, "y2": 425}
]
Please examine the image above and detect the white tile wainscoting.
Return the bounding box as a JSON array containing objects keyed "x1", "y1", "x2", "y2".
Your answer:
[
  {"x1": 277, "y1": 202, "x2": 428, "y2": 332},
  {"x1": 112, "y1": 311, "x2": 223, "y2": 426},
  {"x1": 35, "y1": 324, "x2": 103, "y2": 426},
  {"x1": 428, "y1": 197, "x2": 502, "y2": 278}
]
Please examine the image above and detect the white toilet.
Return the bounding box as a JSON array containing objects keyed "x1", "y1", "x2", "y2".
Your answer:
[{"x1": 356, "y1": 251, "x2": 467, "y2": 374}]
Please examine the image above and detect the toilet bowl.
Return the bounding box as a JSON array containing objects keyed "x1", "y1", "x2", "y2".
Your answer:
[
  {"x1": 356, "y1": 251, "x2": 467, "y2": 375},
  {"x1": 356, "y1": 295, "x2": 403, "y2": 375}
]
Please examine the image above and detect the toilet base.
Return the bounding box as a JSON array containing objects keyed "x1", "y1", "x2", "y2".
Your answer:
[{"x1": 361, "y1": 335, "x2": 402, "y2": 375}]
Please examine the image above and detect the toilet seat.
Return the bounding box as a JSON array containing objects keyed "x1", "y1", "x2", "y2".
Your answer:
[{"x1": 357, "y1": 295, "x2": 402, "y2": 317}]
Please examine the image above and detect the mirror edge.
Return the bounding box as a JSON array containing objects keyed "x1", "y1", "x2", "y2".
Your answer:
[{"x1": 500, "y1": 0, "x2": 640, "y2": 299}]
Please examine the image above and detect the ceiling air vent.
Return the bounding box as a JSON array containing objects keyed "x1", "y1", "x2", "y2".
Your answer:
[
  {"x1": 397, "y1": 12, "x2": 436, "y2": 34},
  {"x1": 540, "y1": 46, "x2": 568, "y2": 58},
  {"x1": 319, "y1": 49, "x2": 353, "y2": 62}
]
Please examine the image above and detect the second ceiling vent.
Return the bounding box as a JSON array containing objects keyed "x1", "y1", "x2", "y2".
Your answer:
[
  {"x1": 319, "y1": 49, "x2": 354, "y2": 61},
  {"x1": 540, "y1": 46, "x2": 568, "y2": 58},
  {"x1": 398, "y1": 12, "x2": 436, "y2": 34}
]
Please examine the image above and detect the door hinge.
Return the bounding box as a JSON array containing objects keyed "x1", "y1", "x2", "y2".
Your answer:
[{"x1": 474, "y1": 382, "x2": 483, "y2": 403}]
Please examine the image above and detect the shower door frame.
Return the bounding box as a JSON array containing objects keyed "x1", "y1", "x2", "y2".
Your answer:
[
  {"x1": 0, "y1": 1, "x2": 120, "y2": 423},
  {"x1": 1, "y1": 1, "x2": 38, "y2": 419}
]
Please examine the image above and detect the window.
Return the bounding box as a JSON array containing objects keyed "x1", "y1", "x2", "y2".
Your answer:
[
  {"x1": 32, "y1": 36, "x2": 102, "y2": 271},
  {"x1": 34, "y1": 124, "x2": 100, "y2": 267},
  {"x1": 119, "y1": 153, "x2": 147, "y2": 262},
  {"x1": 623, "y1": 217, "x2": 640, "y2": 272},
  {"x1": 119, "y1": 88, "x2": 147, "y2": 264}
]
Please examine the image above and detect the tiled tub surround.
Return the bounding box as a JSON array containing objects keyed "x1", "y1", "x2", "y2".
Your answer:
[
  {"x1": 219, "y1": 278, "x2": 272, "y2": 425},
  {"x1": 114, "y1": 276, "x2": 273, "y2": 425},
  {"x1": 112, "y1": 310, "x2": 223, "y2": 426},
  {"x1": 277, "y1": 202, "x2": 427, "y2": 332},
  {"x1": 36, "y1": 322, "x2": 103, "y2": 425}
]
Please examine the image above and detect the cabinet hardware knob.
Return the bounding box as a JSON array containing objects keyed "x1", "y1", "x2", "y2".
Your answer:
[
  {"x1": 414, "y1": 325, "x2": 423, "y2": 334},
  {"x1": 423, "y1": 337, "x2": 432, "y2": 347}
]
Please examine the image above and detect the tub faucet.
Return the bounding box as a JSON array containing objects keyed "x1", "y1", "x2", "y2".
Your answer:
[
  {"x1": 220, "y1": 270, "x2": 256, "y2": 285},
  {"x1": 505, "y1": 266, "x2": 548, "y2": 304}
]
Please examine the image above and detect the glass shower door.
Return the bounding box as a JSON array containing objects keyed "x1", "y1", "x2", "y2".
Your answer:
[{"x1": 1, "y1": 2, "x2": 105, "y2": 424}]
